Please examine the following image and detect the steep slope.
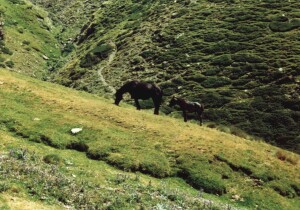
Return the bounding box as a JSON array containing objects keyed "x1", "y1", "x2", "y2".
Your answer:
[
  {"x1": 0, "y1": 69, "x2": 299, "y2": 209},
  {"x1": 0, "y1": 0, "x2": 61, "y2": 78},
  {"x1": 48, "y1": 0, "x2": 300, "y2": 153}
]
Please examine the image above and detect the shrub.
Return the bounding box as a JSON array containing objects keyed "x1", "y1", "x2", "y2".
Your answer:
[
  {"x1": 275, "y1": 150, "x2": 298, "y2": 165},
  {"x1": 232, "y1": 53, "x2": 263, "y2": 63},
  {"x1": 5, "y1": 60, "x2": 14, "y2": 68},
  {"x1": 66, "y1": 142, "x2": 89, "y2": 152},
  {"x1": 0, "y1": 182, "x2": 10, "y2": 193},
  {"x1": 230, "y1": 127, "x2": 249, "y2": 139},
  {"x1": 269, "y1": 19, "x2": 300, "y2": 32},
  {"x1": 203, "y1": 32, "x2": 226, "y2": 42},
  {"x1": 92, "y1": 43, "x2": 114, "y2": 57},
  {"x1": 22, "y1": 40, "x2": 30, "y2": 45},
  {"x1": 131, "y1": 56, "x2": 143, "y2": 65},
  {"x1": 184, "y1": 74, "x2": 206, "y2": 83},
  {"x1": 1, "y1": 46, "x2": 13, "y2": 55},
  {"x1": 201, "y1": 92, "x2": 231, "y2": 108},
  {"x1": 140, "y1": 50, "x2": 156, "y2": 59},
  {"x1": 80, "y1": 43, "x2": 114, "y2": 68},
  {"x1": 62, "y1": 43, "x2": 75, "y2": 56},
  {"x1": 204, "y1": 41, "x2": 247, "y2": 54},
  {"x1": 201, "y1": 77, "x2": 231, "y2": 88},
  {"x1": 7, "y1": 0, "x2": 24, "y2": 4},
  {"x1": 43, "y1": 154, "x2": 62, "y2": 165},
  {"x1": 211, "y1": 54, "x2": 232, "y2": 66},
  {"x1": 179, "y1": 168, "x2": 226, "y2": 195},
  {"x1": 269, "y1": 182, "x2": 297, "y2": 198},
  {"x1": 203, "y1": 68, "x2": 221, "y2": 76}
]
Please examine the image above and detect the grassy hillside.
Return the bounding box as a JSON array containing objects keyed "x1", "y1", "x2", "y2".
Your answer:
[
  {"x1": 45, "y1": 0, "x2": 300, "y2": 153},
  {"x1": 0, "y1": 0, "x2": 61, "y2": 78},
  {"x1": 0, "y1": 69, "x2": 299, "y2": 209}
]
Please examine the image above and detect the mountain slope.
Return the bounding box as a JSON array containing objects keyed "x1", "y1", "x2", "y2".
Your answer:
[
  {"x1": 44, "y1": 0, "x2": 300, "y2": 153},
  {"x1": 0, "y1": 0, "x2": 61, "y2": 78},
  {"x1": 0, "y1": 69, "x2": 299, "y2": 209},
  {"x1": 2, "y1": 0, "x2": 299, "y2": 153}
]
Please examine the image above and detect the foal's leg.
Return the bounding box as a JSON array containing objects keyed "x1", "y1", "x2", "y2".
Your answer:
[
  {"x1": 197, "y1": 111, "x2": 203, "y2": 126},
  {"x1": 134, "y1": 98, "x2": 141, "y2": 110}
]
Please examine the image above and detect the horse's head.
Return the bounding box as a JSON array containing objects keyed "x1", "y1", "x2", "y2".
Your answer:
[
  {"x1": 114, "y1": 90, "x2": 123, "y2": 105},
  {"x1": 169, "y1": 96, "x2": 178, "y2": 107}
]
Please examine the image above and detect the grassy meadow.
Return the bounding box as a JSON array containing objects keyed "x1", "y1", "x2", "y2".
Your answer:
[{"x1": 0, "y1": 69, "x2": 299, "y2": 209}]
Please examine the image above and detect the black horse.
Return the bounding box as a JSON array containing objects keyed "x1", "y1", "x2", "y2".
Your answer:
[
  {"x1": 115, "y1": 80, "x2": 163, "y2": 115},
  {"x1": 169, "y1": 96, "x2": 204, "y2": 125}
]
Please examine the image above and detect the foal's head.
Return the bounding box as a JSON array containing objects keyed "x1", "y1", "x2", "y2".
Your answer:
[{"x1": 169, "y1": 96, "x2": 179, "y2": 107}]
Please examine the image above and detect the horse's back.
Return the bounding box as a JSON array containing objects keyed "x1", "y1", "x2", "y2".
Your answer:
[{"x1": 194, "y1": 102, "x2": 204, "y2": 112}]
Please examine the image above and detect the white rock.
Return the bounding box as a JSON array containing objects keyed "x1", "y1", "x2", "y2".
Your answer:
[
  {"x1": 42, "y1": 55, "x2": 49, "y2": 60},
  {"x1": 71, "y1": 128, "x2": 82, "y2": 134}
]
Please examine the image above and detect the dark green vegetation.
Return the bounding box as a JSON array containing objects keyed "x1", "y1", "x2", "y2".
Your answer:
[{"x1": 0, "y1": 70, "x2": 299, "y2": 209}]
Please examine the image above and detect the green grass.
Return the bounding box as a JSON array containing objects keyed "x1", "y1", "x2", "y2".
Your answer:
[
  {"x1": 0, "y1": 0, "x2": 61, "y2": 77},
  {"x1": 0, "y1": 69, "x2": 299, "y2": 209}
]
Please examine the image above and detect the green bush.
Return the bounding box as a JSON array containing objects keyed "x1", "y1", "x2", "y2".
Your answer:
[
  {"x1": 5, "y1": 60, "x2": 14, "y2": 68},
  {"x1": 211, "y1": 54, "x2": 232, "y2": 66},
  {"x1": 22, "y1": 40, "x2": 30, "y2": 45},
  {"x1": 203, "y1": 32, "x2": 226, "y2": 42},
  {"x1": 7, "y1": 0, "x2": 24, "y2": 4},
  {"x1": 201, "y1": 92, "x2": 231, "y2": 108},
  {"x1": 203, "y1": 68, "x2": 221, "y2": 76},
  {"x1": 93, "y1": 43, "x2": 114, "y2": 57},
  {"x1": 232, "y1": 53, "x2": 263, "y2": 63},
  {"x1": 268, "y1": 181, "x2": 297, "y2": 198},
  {"x1": 80, "y1": 43, "x2": 114, "y2": 68},
  {"x1": 0, "y1": 182, "x2": 10, "y2": 193},
  {"x1": 269, "y1": 19, "x2": 300, "y2": 32},
  {"x1": 179, "y1": 167, "x2": 226, "y2": 195},
  {"x1": 201, "y1": 77, "x2": 231, "y2": 88},
  {"x1": 235, "y1": 24, "x2": 261, "y2": 33},
  {"x1": 62, "y1": 43, "x2": 75, "y2": 56},
  {"x1": 140, "y1": 50, "x2": 156, "y2": 60},
  {"x1": 204, "y1": 41, "x2": 246, "y2": 54},
  {"x1": 184, "y1": 74, "x2": 206, "y2": 83},
  {"x1": 43, "y1": 154, "x2": 62, "y2": 165},
  {"x1": 1, "y1": 46, "x2": 13, "y2": 55}
]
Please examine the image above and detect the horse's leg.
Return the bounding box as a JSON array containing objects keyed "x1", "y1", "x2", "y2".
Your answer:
[
  {"x1": 134, "y1": 98, "x2": 141, "y2": 110},
  {"x1": 183, "y1": 110, "x2": 187, "y2": 122},
  {"x1": 152, "y1": 97, "x2": 160, "y2": 115}
]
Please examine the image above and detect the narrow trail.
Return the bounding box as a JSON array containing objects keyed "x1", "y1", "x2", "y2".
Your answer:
[{"x1": 97, "y1": 41, "x2": 117, "y2": 94}]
